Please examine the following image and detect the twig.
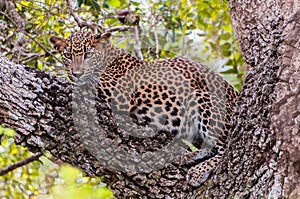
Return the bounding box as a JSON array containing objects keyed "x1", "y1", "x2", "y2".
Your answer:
[
  {"x1": 20, "y1": 50, "x2": 57, "y2": 64},
  {"x1": 134, "y1": 26, "x2": 143, "y2": 60},
  {"x1": 1, "y1": 45, "x2": 11, "y2": 53},
  {"x1": 23, "y1": 32, "x2": 62, "y2": 64},
  {"x1": 0, "y1": 152, "x2": 43, "y2": 176},
  {"x1": 153, "y1": 26, "x2": 160, "y2": 60},
  {"x1": 106, "y1": 25, "x2": 134, "y2": 33},
  {"x1": 20, "y1": 52, "x2": 45, "y2": 64},
  {"x1": 66, "y1": 0, "x2": 98, "y2": 32},
  {"x1": 0, "y1": 11, "x2": 62, "y2": 64}
]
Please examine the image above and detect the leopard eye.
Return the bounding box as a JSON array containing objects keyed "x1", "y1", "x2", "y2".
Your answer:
[
  {"x1": 64, "y1": 53, "x2": 72, "y2": 59},
  {"x1": 84, "y1": 52, "x2": 93, "y2": 59}
]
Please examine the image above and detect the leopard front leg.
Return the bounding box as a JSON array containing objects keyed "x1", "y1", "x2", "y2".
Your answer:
[{"x1": 180, "y1": 91, "x2": 229, "y2": 187}]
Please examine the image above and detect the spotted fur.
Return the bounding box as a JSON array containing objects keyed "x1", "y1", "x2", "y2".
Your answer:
[{"x1": 50, "y1": 31, "x2": 238, "y2": 187}]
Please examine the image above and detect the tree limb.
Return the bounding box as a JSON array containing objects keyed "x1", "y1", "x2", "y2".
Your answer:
[
  {"x1": 0, "y1": 53, "x2": 196, "y2": 198},
  {"x1": 106, "y1": 26, "x2": 134, "y2": 33},
  {"x1": 0, "y1": 152, "x2": 43, "y2": 176},
  {"x1": 66, "y1": 0, "x2": 98, "y2": 32},
  {"x1": 153, "y1": 26, "x2": 160, "y2": 60},
  {"x1": 0, "y1": 8, "x2": 61, "y2": 64},
  {"x1": 4, "y1": 0, "x2": 25, "y2": 31},
  {"x1": 4, "y1": 0, "x2": 26, "y2": 63},
  {"x1": 133, "y1": 26, "x2": 143, "y2": 60}
]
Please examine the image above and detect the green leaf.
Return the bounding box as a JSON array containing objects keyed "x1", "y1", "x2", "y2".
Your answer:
[
  {"x1": 221, "y1": 42, "x2": 231, "y2": 55},
  {"x1": 79, "y1": 0, "x2": 101, "y2": 10},
  {"x1": 0, "y1": 127, "x2": 16, "y2": 137},
  {"x1": 219, "y1": 33, "x2": 231, "y2": 40},
  {"x1": 131, "y1": 1, "x2": 140, "y2": 6},
  {"x1": 60, "y1": 165, "x2": 81, "y2": 184},
  {"x1": 89, "y1": 0, "x2": 101, "y2": 10},
  {"x1": 220, "y1": 68, "x2": 238, "y2": 74},
  {"x1": 106, "y1": 0, "x2": 120, "y2": 8}
]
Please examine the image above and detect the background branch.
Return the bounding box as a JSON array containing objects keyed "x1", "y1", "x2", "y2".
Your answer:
[
  {"x1": 66, "y1": 0, "x2": 98, "y2": 32},
  {"x1": 153, "y1": 26, "x2": 160, "y2": 60},
  {"x1": 4, "y1": 0, "x2": 26, "y2": 63},
  {"x1": 134, "y1": 25, "x2": 143, "y2": 60},
  {"x1": 0, "y1": 152, "x2": 43, "y2": 176}
]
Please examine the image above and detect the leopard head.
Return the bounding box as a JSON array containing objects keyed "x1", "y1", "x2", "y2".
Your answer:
[{"x1": 49, "y1": 31, "x2": 112, "y2": 81}]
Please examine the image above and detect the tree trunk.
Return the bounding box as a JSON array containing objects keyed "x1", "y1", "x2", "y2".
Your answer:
[
  {"x1": 0, "y1": 0, "x2": 299, "y2": 198},
  {"x1": 194, "y1": 0, "x2": 299, "y2": 198}
]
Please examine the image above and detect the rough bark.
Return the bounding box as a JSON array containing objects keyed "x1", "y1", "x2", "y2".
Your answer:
[
  {"x1": 271, "y1": 3, "x2": 300, "y2": 197},
  {"x1": 0, "y1": 55, "x2": 195, "y2": 198},
  {"x1": 195, "y1": 0, "x2": 299, "y2": 198}
]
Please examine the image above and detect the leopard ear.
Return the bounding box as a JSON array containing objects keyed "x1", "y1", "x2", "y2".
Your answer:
[
  {"x1": 49, "y1": 36, "x2": 66, "y2": 53},
  {"x1": 94, "y1": 32, "x2": 112, "y2": 46}
]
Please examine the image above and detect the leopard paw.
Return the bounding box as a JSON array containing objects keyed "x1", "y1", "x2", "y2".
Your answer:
[
  {"x1": 185, "y1": 154, "x2": 222, "y2": 187},
  {"x1": 186, "y1": 163, "x2": 212, "y2": 187}
]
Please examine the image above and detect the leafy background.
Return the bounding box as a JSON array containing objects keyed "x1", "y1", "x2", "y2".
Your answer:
[{"x1": 0, "y1": 0, "x2": 244, "y2": 198}]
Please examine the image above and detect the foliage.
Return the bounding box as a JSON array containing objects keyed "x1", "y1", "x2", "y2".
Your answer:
[
  {"x1": 50, "y1": 165, "x2": 114, "y2": 199},
  {"x1": 0, "y1": 0, "x2": 244, "y2": 89},
  {"x1": 0, "y1": 0, "x2": 244, "y2": 198},
  {"x1": 0, "y1": 133, "x2": 47, "y2": 199},
  {"x1": 0, "y1": 131, "x2": 114, "y2": 199}
]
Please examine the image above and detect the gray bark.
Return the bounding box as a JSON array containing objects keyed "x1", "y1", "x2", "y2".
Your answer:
[{"x1": 195, "y1": 0, "x2": 300, "y2": 198}]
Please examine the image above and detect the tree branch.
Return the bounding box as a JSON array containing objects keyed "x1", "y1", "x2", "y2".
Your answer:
[
  {"x1": 0, "y1": 152, "x2": 43, "y2": 176},
  {"x1": 4, "y1": 0, "x2": 25, "y2": 31},
  {"x1": 194, "y1": 0, "x2": 299, "y2": 198},
  {"x1": 153, "y1": 26, "x2": 160, "y2": 60},
  {"x1": 134, "y1": 26, "x2": 143, "y2": 60},
  {"x1": 4, "y1": 0, "x2": 26, "y2": 63},
  {"x1": 20, "y1": 50, "x2": 56, "y2": 65},
  {"x1": 0, "y1": 10, "x2": 61, "y2": 64},
  {"x1": 66, "y1": 0, "x2": 98, "y2": 32},
  {"x1": 106, "y1": 25, "x2": 134, "y2": 33},
  {"x1": 0, "y1": 53, "x2": 196, "y2": 198}
]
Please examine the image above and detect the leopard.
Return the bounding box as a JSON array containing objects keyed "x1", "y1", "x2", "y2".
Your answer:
[{"x1": 49, "y1": 31, "x2": 238, "y2": 187}]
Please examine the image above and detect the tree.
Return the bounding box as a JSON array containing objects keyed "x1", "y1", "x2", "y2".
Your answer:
[
  {"x1": 1, "y1": 0, "x2": 298, "y2": 198},
  {"x1": 198, "y1": 0, "x2": 299, "y2": 197}
]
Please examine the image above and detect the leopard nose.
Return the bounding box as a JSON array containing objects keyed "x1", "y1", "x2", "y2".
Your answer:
[
  {"x1": 72, "y1": 70, "x2": 84, "y2": 77},
  {"x1": 70, "y1": 62, "x2": 84, "y2": 77}
]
